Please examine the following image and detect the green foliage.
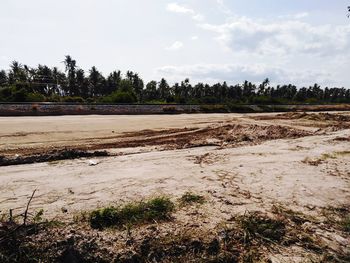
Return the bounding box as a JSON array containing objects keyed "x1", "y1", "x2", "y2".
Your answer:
[
  {"x1": 26, "y1": 93, "x2": 46, "y2": 102},
  {"x1": 89, "y1": 196, "x2": 175, "y2": 229},
  {"x1": 11, "y1": 88, "x2": 27, "y2": 102},
  {"x1": 238, "y1": 212, "x2": 286, "y2": 242},
  {"x1": 0, "y1": 56, "x2": 350, "y2": 104},
  {"x1": 119, "y1": 79, "x2": 134, "y2": 93},
  {"x1": 179, "y1": 192, "x2": 205, "y2": 205},
  {"x1": 200, "y1": 96, "x2": 220, "y2": 104},
  {"x1": 33, "y1": 209, "x2": 44, "y2": 223},
  {"x1": 104, "y1": 91, "x2": 137, "y2": 103}
]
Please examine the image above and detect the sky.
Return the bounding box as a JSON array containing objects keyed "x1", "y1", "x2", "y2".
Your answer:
[{"x1": 0, "y1": 0, "x2": 349, "y2": 87}]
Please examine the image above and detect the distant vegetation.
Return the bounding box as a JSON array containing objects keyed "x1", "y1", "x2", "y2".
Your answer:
[{"x1": 0, "y1": 56, "x2": 349, "y2": 104}]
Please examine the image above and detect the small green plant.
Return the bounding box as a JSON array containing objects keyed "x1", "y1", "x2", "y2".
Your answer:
[
  {"x1": 33, "y1": 209, "x2": 44, "y2": 223},
  {"x1": 238, "y1": 212, "x2": 286, "y2": 243},
  {"x1": 179, "y1": 192, "x2": 205, "y2": 206},
  {"x1": 89, "y1": 196, "x2": 175, "y2": 229}
]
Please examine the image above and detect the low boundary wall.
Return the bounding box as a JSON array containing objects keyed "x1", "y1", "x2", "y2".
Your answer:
[{"x1": 0, "y1": 103, "x2": 349, "y2": 116}]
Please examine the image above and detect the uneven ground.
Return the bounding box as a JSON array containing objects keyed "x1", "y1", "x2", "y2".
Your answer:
[{"x1": 0, "y1": 112, "x2": 349, "y2": 262}]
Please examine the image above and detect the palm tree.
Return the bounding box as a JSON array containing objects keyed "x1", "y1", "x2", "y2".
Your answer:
[
  {"x1": 8, "y1": 61, "x2": 27, "y2": 84},
  {"x1": 88, "y1": 66, "x2": 105, "y2": 97},
  {"x1": 63, "y1": 55, "x2": 77, "y2": 95}
]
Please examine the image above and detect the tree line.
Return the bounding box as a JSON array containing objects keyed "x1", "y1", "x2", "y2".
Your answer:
[{"x1": 0, "y1": 56, "x2": 349, "y2": 104}]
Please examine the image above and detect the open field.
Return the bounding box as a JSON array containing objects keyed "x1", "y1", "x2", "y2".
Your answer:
[{"x1": 1, "y1": 112, "x2": 350, "y2": 262}]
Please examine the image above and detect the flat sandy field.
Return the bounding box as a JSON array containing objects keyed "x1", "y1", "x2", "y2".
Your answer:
[{"x1": 0, "y1": 112, "x2": 349, "y2": 262}]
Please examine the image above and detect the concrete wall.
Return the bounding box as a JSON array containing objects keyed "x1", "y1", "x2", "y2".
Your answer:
[
  {"x1": 0, "y1": 103, "x2": 201, "y2": 116},
  {"x1": 0, "y1": 103, "x2": 349, "y2": 116}
]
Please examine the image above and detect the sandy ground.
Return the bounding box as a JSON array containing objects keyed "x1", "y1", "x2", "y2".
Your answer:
[
  {"x1": 0, "y1": 112, "x2": 350, "y2": 261},
  {"x1": 0, "y1": 114, "x2": 237, "y2": 152}
]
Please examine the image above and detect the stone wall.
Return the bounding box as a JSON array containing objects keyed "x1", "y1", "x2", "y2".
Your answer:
[
  {"x1": 0, "y1": 103, "x2": 349, "y2": 116},
  {"x1": 0, "y1": 103, "x2": 201, "y2": 116}
]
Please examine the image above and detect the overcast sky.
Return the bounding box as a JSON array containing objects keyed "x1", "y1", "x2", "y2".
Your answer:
[{"x1": 1, "y1": 0, "x2": 349, "y2": 87}]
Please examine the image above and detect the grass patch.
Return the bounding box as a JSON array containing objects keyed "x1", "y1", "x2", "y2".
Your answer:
[
  {"x1": 179, "y1": 192, "x2": 205, "y2": 206},
  {"x1": 89, "y1": 196, "x2": 175, "y2": 229},
  {"x1": 237, "y1": 212, "x2": 286, "y2": 243}
]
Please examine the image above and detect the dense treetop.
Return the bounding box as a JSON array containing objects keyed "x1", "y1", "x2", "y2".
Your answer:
[{"x1": 0, "y1": 56, "x2": 349, "y2": 104}]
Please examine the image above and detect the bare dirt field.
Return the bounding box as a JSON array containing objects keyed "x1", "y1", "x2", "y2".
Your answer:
[{"x1": 0, "y1": 112, "x2": 349, "y2": 262}]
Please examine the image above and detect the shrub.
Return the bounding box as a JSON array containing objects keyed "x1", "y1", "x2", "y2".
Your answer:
[
  {"x1": 200, "y1": 96, "x2": 220, "y2": 104},
  {"x1": 90, "y1": 197, "x2": 175, "y2": 229},
  {"x1": 11, "y1": 88, "x2": 27, "y2": 102},
  {"x1": 238, "y1": 212, "x2": 286, "y2": 242},
  {"x1": 62, "y1": 96, "x2": 85, "y2": 103},
  {"x1": 26, "y1": 93, "x2": 46, "y2": 102},
  {"x1": 107, "y1": 91, "x2": 136, "y2": 104}
]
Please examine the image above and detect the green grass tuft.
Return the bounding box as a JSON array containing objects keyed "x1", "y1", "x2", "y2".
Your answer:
[
  {"x1": 179, "y1": 192, "x2": 205, "y2": 205},
  {"x1": 238, "y1": 212, "x2": 286, "y2": 243},
  {"x1": 89, "y1": 196, "x2": 175, "y2": 229}
]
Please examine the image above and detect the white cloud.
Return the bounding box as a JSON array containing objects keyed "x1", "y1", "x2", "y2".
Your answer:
[
  {"x1": 216, "y1": 0, "x2": 232, "y2": 15},
  {"x1": 165, "y1": 41, "x2": 184, "y2": 50},
  {"x1": 278, "y1": 12, "x2": 309, "y2": 20},
  {"x1": 156, "y1": 63, "x2": 333, "y2": 86},
  {"x1": 167, "y1": 3, "x2": 194, "y2": 14},
  {"x1": 166, "y1": 3, "x2": 204, "y2": 21},
  {"x1": 198, "y1": 16, "x2": 350, "y2": 57},
  {"x1": 293, "y1": 12, "x2": 309, "y2": 19},
  {"x1": 191, "y1": 36, "x2": 199, "y2": 40},
  {"x1": 192, "y1": 14, "x2": 204, "y2": 21}
]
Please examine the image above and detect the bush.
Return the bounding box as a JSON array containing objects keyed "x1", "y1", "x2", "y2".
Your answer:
[
  {"x1": 26, "y1": 93, "x2": 46, "y2": 102},
  {"x1": 62, "y1": 96, "x2": 85, "y2": 103},
  {"x1": 90, "y1": 197, "x2": 175, "y2": 229},
  {"x1": 11, "y1": 88, "x2": 27, "y2": 102},
  {"x1": 200, "y1": 96, "x2": 220, "y2": 104},
  {"x1": 107, "y1": 91, "x2": 136, "y2": 104}
]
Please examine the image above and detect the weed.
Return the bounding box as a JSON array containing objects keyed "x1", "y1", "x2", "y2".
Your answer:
[
  {"x1": 179, "y1": 192, "x2": 205, "y2": 206},
  {"x1": 238, "y1": 212, "x2": 286, "y2": 243},
  {"x1": 89, "y1": 196, "x2": 175, "y2": 229}
]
